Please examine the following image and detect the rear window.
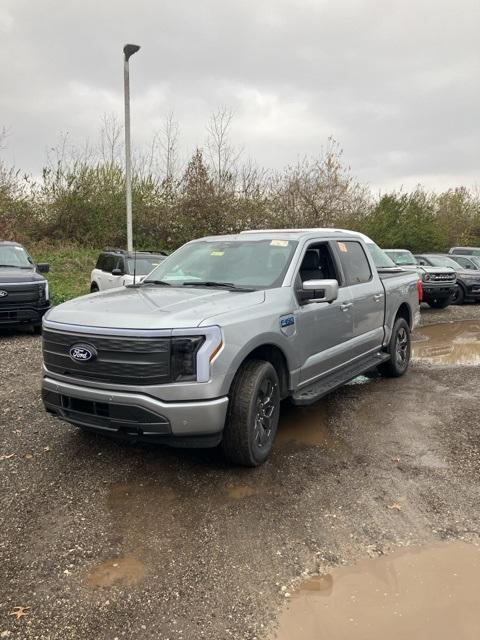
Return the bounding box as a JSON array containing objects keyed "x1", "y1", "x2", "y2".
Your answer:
[{"x1": 336, "y1": 241, "x2": 372, "y2": 285}]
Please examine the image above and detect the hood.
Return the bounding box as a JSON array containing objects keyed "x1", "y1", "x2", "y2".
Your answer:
[
  {"x1": 0, "y1": 268, "x2": 46, "y2": 283},
  {"x1": 46, "y1": 285, "x2": 266, "y2": 330},
  {"x1": 456, "y1": 268, "x2": 480, "y2": 279},
  {"x1": 416, "y1": 265, "x2": 456, "y2": 275}
]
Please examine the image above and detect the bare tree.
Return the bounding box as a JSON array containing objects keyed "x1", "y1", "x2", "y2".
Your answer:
[
  {"x1": 99, "y1": 113, "x2": 123, "y2": 166},
  {"x1": 206, "y1": 106, "x2": 242, "y2": 191}
]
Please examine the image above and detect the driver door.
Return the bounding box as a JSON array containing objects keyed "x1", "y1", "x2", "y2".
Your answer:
[{"x1": 294, "y1": 241, "x2": 355, "y2": 386}]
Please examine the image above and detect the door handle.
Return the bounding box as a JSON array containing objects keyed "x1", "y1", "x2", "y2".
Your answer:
[
  {"x1": 340, "y1": 302, "x2": 353, "y2": 311},
  {"x1": 373, "y1": 294, "x2": 384, "y2": 302}
]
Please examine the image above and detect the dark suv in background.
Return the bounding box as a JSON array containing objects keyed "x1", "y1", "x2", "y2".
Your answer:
[
  {"x1": 90, "y1": 249, "x2": 168, "y2": 292},
  {"x1": 415, "y1": 253, "x2": 480, "y2": 305},
  {"x1": 0, "y1": 241, "x2": 50, "y2": 333},
  {"x1": 384, "y1": 249, "x2": 456, "y2": 308}
]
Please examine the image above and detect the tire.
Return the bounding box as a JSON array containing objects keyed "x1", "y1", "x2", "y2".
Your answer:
[
  {"x1": 33, "y1": 324, "x2": 42, "y2": 335},
  {"x1": 378, "y1": 317, "x2": 411, "y2": 378},
  {"x1": 90, "y1": 282, "x2": 99, "y2": 293},
  {"x1": 222, "y1": 359, "x2": 281, "y2": 467},
  {"x1": 428, "y1": 298, "x2": 451, "y2": 309},
  {"x1": 451, "y1": 284, "x2": 465, "y2": 305}
]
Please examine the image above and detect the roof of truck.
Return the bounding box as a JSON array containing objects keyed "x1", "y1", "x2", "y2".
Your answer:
[
  {"x1": 0, "y1": 240, "x2": 23, "y2": 246},
  {"x1": 231, "y1": 228, "x2": 375, "y2": 243}
]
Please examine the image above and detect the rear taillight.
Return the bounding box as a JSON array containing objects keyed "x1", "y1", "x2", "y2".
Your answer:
[{"x1": 417, "y1": 279, "x2": 423, "y2": 303}]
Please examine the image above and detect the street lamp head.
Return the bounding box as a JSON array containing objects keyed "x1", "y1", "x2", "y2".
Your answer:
[{"x1": 123, "y1": 44, "x2": 141, "y2": 61}]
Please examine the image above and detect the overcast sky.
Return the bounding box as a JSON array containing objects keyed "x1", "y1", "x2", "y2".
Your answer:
[{"x1": 0, "y1": 0, "x2": 479, "y2": 191}]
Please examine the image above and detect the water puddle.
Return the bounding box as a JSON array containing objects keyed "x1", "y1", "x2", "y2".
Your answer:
[
  {"x1": 271, "y1": 541, "x2": 480, "y2": 640},
  {"x1": 276, "y1": 403, "x2": 331, "y2": 448},
  {"x1": 87, "y1": 555, "x2": 145, "y2": 588},
  {"x1": 413, "y1": 321, "x2": 480, "y2": 366},
  {"x1": 224, "y1": 484, "x2": 260, "y2": 499}
]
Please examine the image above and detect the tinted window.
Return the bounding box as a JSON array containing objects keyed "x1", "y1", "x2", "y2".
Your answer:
[
  {"x1": 337, "y1": 241, "x2": 372, "y2": 285},
  {"x1": 95, "y1": 254, "x2": 106, "y2": 270},
  {"x1": 102, "y1": 256, "x2": 116, "y2": 272}
]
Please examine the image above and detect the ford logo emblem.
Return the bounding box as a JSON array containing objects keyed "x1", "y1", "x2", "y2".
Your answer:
[
  {"x1": 69, "y1": 343, "x2": 97, "y2": 363},
  {"x1": 0, "y1": 290, "x2": 8, "y2": 297}
]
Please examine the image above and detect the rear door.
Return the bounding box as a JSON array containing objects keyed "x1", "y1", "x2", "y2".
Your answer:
[
  {"x1": 101, "y1": 256, "x2": 116, "y2": 290},
  {"x1": 333, "y1": 240, "x2": 385, "y2": 357},
  {"x1": 294, "y1": 241, "x2": 355, "y2": 386}
]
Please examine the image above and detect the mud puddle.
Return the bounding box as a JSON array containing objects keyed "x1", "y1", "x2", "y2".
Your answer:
[
  {"x1": 276, "y1": 403, "x2": 331, "y2": 448},
  {"x1": 87, "y1": 555, "x2": 145, "y2": 588},
  {"x1": 271, "y1": 541, "x2": 480, "y2": 640},
  {"x1": 413, "y1": 320, "x2": 480, "y2": 366}
]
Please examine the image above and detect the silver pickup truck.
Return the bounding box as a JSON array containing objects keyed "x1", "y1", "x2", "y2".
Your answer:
[{"x1": 41, "y1": 229, "x2": 420, "y2": 466}]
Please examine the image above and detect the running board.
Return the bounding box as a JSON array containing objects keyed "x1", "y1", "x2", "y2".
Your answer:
[{"x1": 292, "y1": 352, "x2": 390, "y2": 406}]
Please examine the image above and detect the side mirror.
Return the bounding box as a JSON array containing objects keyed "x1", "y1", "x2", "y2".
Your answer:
[
  {"x1": 37, "y1": 263, "x2": 50, "y2": 273},
  {"x1": 301, "y1": 279, "x2": 339, "y2": 304},
  {"x1": 112, "y1": 268, "x2": 123, "y2": 276}
]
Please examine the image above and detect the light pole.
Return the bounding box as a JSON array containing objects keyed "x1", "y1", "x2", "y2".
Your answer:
[{"x1": 123, "y1": 43, "x2": 140, "y2": 252}]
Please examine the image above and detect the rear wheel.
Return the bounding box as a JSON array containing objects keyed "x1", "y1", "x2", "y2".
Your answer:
[
  {"x1": 379, "y1": 317, "x2": 411, "y2": 378},
  {"x1": 222, "y1": 359, "x2": 280, "y2": 467},
  {"x1": 428, "y1": 298, "x2": 451, "y2": 309},
  {"x1": 90, "y1": 282, "x2": 99, "y2": 293},
  {"x1": 451, "y1": 284, "x2": 465, "y2": 305},
  {"x1": 33, "y1": 324, "x2": 42, "y2": 335}
]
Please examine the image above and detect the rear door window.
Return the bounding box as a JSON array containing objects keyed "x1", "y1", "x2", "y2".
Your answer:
[
  {"x1": 102, "y1": 256, "x2": 116, "y2": 273},
  {"x1": 336, "y1": 241, "x2": 372, "y2": 285}
]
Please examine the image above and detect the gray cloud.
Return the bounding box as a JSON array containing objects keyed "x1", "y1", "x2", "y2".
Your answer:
[{"x1": 1, "y1": 0, "x2": 479, "y2": 190}]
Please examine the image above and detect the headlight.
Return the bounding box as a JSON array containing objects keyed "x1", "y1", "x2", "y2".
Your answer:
[
  {"x1": 171, "y1": 336, "x2": 205, "y2": 382},
  {"x1": 422, "y1": 273, "x2": 430, "y2": 282},
  {"x1": 170, "y1": 326, "x2": 223, "y2": 383},
  {"x1": 44, "y1": 281, "x2": 49, "y2": 302}
]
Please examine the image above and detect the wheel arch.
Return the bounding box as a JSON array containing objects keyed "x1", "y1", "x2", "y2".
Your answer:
[{"x1": 228, "y1": 342, "x2": 291, "y2": 400}]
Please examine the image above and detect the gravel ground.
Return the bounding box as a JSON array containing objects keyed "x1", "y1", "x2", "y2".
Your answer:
[{"x1": 1, "y1": 305, "x2": 479, "y2": 639}]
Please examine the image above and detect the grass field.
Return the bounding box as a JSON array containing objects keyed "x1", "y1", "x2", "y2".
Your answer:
[{"x1": 30, "y1": 244, "x2": 98, "y2": 306}]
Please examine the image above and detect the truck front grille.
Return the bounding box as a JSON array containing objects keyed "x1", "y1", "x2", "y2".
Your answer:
[
  {"x1": 0, "y1": 282, "x2": 43, "y2": 304},
  {"x1": 42, "y1": 329, "x2": 171, "y2": 386},
  {"x1": 431, "y1": 273, "x2": 456, "y2": 281}
]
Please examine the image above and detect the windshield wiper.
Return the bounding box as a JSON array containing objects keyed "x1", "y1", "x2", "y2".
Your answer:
[
  {"x1": 182, "y1": 281, "x2": 254, "y2": 292},
  {"x1": 138, "y1": 279, "x2": 171, "y2": 286}
]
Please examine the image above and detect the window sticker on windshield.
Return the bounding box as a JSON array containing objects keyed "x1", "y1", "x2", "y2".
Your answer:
[
  {"x1": 210, "y1": 251, "x2": 224, "y2": 256},
  {"x1": 271, "y1": 240, "x2": 289, "y2": 247},
  {"x1": 338, "y1": 242, "x2": 348, "y2": 253}
]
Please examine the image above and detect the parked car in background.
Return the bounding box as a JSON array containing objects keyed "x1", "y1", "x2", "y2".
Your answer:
[
  {"x1": 415, "y1": 253, "x2": 480, "y2": 305},
  {"x1": 384, "y1": 249, "x2": 456, "y2": 309},
  {"x1": 0, "y1": 240, "x2": 50, "y2": 333},
  {"x1": 90, "y1": 249, "x2": 168, "y2": 292},
  {"x1": 449, "y1": 246, "x2": 480, "y2": 257},
  {"x1": 42, "y1": 228, "x2": 420, "y2": 466},
  {"x1": 448, "y1": 254, "x2": 480, "y2": 271}
]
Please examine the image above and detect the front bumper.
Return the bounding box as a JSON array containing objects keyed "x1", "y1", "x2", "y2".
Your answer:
[
  {"x1": 422, "y1": 284, "x2": 455, "y2": 301},
  {"x1": 465, "y1": 283, "x2": 480, "y2": 299},
  {"x1": 42, "y1": 376, "x2": 229, "y2": 444},
  {"x1": 0, "y1": 303, "x2": 50, "y2": 327}
]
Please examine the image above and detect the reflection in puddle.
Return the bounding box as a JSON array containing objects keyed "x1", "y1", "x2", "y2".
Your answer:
[
  {"x1": 413, "y1": 321, "x2": 480, "y2": 366},
  {"x1": 87, "y1": 555, "x2": 145, "y2": 588},
  {"x1": 272, "y1": 541, "x2": 480, "y2": 640},
  {"x1": 276, "y1": 403, "x2": 330, "y2": 448}
]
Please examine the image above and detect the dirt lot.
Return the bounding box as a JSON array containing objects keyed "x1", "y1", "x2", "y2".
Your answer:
[{"x1": 1, "y1": 305, "x2": 480, "y2": 639}]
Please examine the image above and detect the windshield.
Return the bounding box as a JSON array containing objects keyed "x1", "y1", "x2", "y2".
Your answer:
[
  {"x1": 385, "y1": 250, "x2": 417, "y2": 266},
  {"x1": 426, "y1": 256, "x2": 459, "y2": 269},
  {"x1": 126, "y1": 256, "x2": 165, "y2": 276},
  {"x1": 144, "y1": 239, "x2": 298, "y2": 289},
  {"x1": 366, "y1": 243, "x2": 397, "y2": 269},
  {"x1": 0, "y1": 245, "x2": 32, "y2": 268}
]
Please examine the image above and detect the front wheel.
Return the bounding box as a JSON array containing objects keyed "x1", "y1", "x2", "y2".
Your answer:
[
  {"x1": 451, "y1": 285, "x2": 465, "y2": 305},
  {"x1": 222, "y1": 359, "x2": 280, "y2": 467},
  {"x1": 378, "y1": 317, "x2": 411, "y2": 378}
]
